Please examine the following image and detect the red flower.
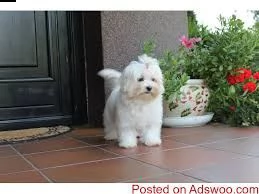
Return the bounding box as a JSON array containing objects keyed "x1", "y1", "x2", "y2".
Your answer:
[
  {"x1": 236, "y1": 68, "x2": 252, "y2": 79},
  {"x1": 229, "y1": 106, "x2": 236, "y2": 112},
  {"x1": 227, "y1": 75, "x2": 236, "y2": 85},
  {"x1": 234, "y1": 73, "x2": 245, "y2": 83},
  {"x1": 244, "y1": 70, "x2": 252, "y2": 79},
  {"x1": 253, "y1": 72, "x2": 259, "y2": 80},
  {"x1": 243, "y1": 82, "x2": 257, "y2": 93},
  {"x1": 227, "y1": 68, "x2": 252, "y2": 85}
]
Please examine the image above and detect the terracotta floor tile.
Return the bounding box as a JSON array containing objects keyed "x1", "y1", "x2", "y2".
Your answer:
[
  {"x1": 67, "y1": 128, "x2": 104, "y2": 138},
  {"x1": 42, "y1": 158, "x2": 169, "y2": 182},
  {"x1": 76, "y1": 136, "x2": 110, "y2": 145},
  {"x1": 0, "y1": 156, "x2": 33, "y2": 174},
  {"x1": 0, "y1": 125, "x2": 258, "y2": 183},
  {"x1": 13, "y1": 136, "x2": 87, "y2": 154},
  {"x1": 0, "y1": 146, "x2": 17, "y2": 158},
  {"x1": 131, "y1": 146, "x2": 244, "y2": 172},
  {"x1": 183, "y1": 157, "x2": 259, "y2": 182},
  {"x1": 25, "y1": 147, "x2": 120, "y2": 169},
  {"x1": 165, "y1": 130, "x2": 247, "y2": 145},
  {"x1": 125, "y1": 173, "x2": 205, "y2": 183},
  {"x1": 222, "y1": 127, "x2": 259, "y2": 137},
  {"x1": 202, "y1": 137, "x2": 259, "y2": 156},
  {"x1": 100, "y1": 139, "x2": 189, "y2": 156},
  {"x1": 0, "y1": 171, "x2": 48, "y2": 183},
  {"x1": 162, "y1": 126, "x2": 210, "y2": 137}
]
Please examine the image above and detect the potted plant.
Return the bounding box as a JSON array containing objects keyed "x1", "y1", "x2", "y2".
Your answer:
[
  {"x1": 217, "y1": 67, "x2": 259, "y2": 126},
  {"x1": 142, "y1": 37, "x2": 213, "y2": 127},
  {"x1": 188, "y1": 15, "x2": 259, "y2": 126},
  {"x1": 167, "y1": 35, "x2": 211, "y2": 115}
]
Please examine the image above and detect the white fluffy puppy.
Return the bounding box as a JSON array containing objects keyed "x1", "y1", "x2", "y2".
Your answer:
[{"x1": 98, "y1": 54, "x2": 164, "y2": 148}]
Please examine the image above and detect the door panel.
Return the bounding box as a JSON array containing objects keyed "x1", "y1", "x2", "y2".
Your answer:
[
  {"x1": 0, "y1": 12, "x2": 37, "y2": 66},
  {"x1": 0, "y1": 11, "x2": 72, "y2": 128},
  {"x1": 0, "y1": 12, "x2": 50, "y2": 79}
]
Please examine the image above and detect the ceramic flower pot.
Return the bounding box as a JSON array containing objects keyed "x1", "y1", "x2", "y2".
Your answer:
[{"x1": 164, "y1": 79, "x2": 210, "y2": 117}]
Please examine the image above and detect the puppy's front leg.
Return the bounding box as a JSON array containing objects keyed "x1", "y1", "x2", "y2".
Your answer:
[
  {"x1": 118, "y1": 128, "x2": 137, "y2": 148},
  {"x1": 141, "y1": 126, "x2": 162, "y2": 147}
]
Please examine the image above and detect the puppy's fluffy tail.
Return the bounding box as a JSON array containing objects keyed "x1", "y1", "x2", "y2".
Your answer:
[{"x1": 98, "y1": 69, "x2": 121, "y2": 89}]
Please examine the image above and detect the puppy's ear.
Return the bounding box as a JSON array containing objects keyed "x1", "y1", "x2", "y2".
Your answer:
[
  {"x1": 120, "y1": 69, "x2": 133, "y2": 94},
  {"x1": 120, "y1": 61, "x2": 139, "y2": 97},
  {"x1": 160, "y1": 81, "x2": 165, "y2": 94},
  {"x1": 152, "y1": 65, "x2": 165, "y2": 94}
]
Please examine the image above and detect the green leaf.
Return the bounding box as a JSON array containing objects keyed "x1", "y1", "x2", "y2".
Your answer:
[
  {"x1": 142, "y1": 40, "x2": 156, "y2": 56},
  {"x1": 229, "y1": 85, "x2": 236, "y2": 95},
  {"x1": 227, "y1": 65, "x2": 233, "y2": 70}
]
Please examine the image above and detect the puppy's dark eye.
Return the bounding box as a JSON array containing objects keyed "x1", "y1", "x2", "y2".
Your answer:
[
  {"x1": 138, "y1": 77, "x2": 144, "y2": 82},
  {"x1": 151, "y1": 78, "x2": 156, "y2": 82}
]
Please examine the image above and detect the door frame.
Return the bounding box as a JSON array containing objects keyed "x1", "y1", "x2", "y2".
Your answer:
[
  {"x1": 68, "y1": 11, "x2": 105, "y2": 127},
  {"x1": 67, "y1": 12, "x2": 87, "y2": 125}
]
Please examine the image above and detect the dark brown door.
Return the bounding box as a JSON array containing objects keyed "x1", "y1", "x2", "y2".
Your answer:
[{"x1": 0, "y1": 11, "x2": 72, "y2": 130}]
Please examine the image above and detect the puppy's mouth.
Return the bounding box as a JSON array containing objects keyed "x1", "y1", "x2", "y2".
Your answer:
[{"x1": 144, "y1": 91, "x2": 152, "y2": 95}]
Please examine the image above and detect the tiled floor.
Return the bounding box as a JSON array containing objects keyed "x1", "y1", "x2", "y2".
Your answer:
[{"x1": 0, "y1": 124, "x2": 259, "y2": 182}]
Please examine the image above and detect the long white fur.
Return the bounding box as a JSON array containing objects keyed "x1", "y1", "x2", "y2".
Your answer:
[
  {"x1": 98, "y1": 54, "x2": 164, "y2": 148},
  {"x1": 97, "y1": 69, "x2": 121, "y2": 89}
]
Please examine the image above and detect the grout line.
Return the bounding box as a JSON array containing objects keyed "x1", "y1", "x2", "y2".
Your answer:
[
  {"x1": 125, "y1": 155, "x2": 175, "y2": 173},
  {"x1": 65, "y1": 133, "x2": 104, "y2": 138},
  {"x1": 179, "y1": 155, "x2": 253, "y2": 174},
  {"x1": 125, "y1": 144, "x2": 194, "y2": 157},
  {"x1": 40, "y1": 156, "x2": 125, "y2": 170},
  {"x1": 162, "y1": 130, "x2": 209, "y2": 138},
  {"x1": 0, "y1": 145, "x2": 21, "y2": 159},
  {"x1": 66, "y1": 135, "x2": 110, "y2": 147},
  {"x1": 170, "y1": 136, "x2": 250, "y2": 147},
  {"x1": 92, "y1": 140, "x2": 195, "y2": 158},
  {"x1": 119, "y1": 172, "x2": 175, "y2": 183},
  {"x1": 126, "y1": 151, "x2": 254, "y2": 180},
  {"x1": 10, "y1": 145, "x2": 53, "y2": 183},
  {"x1": 120, "y1": 171, "x2": 209, "y2": 183},
  {"x1": 64, "y1": 135, "x2": 99, "y2": 145},
  {"x1": 95, "y1": 146, "x2": 126, "y2": 157},
  {"x1": 196, "y1": 136, "x2": 250, "y2": 146},
  {"x1": 176, "y1": 172, "x2": 210, "y2": 183},
  {"x1": 197, "y1": 144, "x2": 258, "y2": 158},
  {"x1": 178, "y1": 156, "x2": 255, "y2": 182},
  {"x1": 0, "y1": 155, "x2": 22, "y2": 159},
  {"x1": 0, "y1": 145, "x2": 10, "y2": 148},
  {"x1": 22, "y1": 145, "x2": 94, "y2": 156},
  {"x1": 69, "y1": 136, "x2": 193, "y2": 158},
  {"x1": 0, "y1": 169, "x2": 36, "y2": 176}
]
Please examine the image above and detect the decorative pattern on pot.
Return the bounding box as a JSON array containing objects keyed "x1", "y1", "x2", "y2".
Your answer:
[{"x1": 164, "y1": 79, "x2": 210, "y2": 117}]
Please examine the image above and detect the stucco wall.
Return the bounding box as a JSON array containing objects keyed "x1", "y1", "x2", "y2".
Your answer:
[{"x1": 101, "y1": 11, "x2": 188, "y2": 71}]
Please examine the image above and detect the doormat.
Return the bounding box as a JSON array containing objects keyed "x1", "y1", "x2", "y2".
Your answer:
[{"x1": 0, "y1": 126, "x2": 71, "y2": 145}]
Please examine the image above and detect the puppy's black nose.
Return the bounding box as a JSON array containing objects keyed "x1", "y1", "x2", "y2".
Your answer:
[{"x1": 146, "y1": 86, "x2": 152, "y2": 92}]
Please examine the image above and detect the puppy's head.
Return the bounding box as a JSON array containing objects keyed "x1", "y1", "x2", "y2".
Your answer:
[{"x1": 120, "y1": 54, "x2": 164, "y2": 102}]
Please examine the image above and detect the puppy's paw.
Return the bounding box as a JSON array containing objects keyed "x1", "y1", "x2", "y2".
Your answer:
[
  {"x1": 119, "y1": 140, "x2": 137, "y2": 148},
  {"x1": 144, "y1": 137, "x2": 162, "y2": 147},
  {"x1": 104, "y1": 136, "x2": 116, "y2": 141},
  {"x1": 104, "y1": 132, "x2": 118, "y2": 140}
]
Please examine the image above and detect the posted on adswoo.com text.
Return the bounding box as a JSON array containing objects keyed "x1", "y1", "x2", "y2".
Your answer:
[{"x1": 132, "y1": 184, "x2": 259, "y2": 194}]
